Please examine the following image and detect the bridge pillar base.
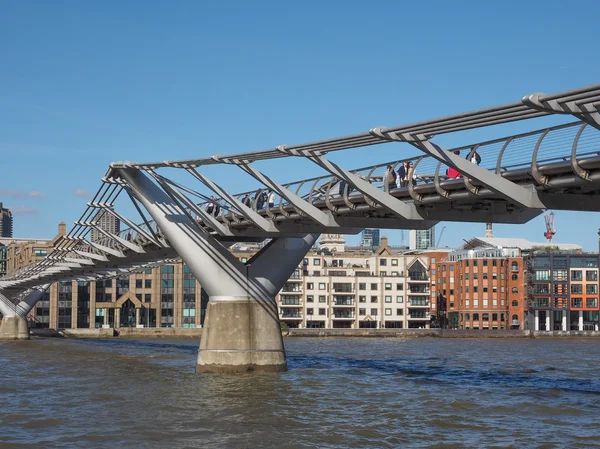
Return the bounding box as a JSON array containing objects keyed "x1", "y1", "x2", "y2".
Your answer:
[
  {"x1": 0, "y1": 316, "x2": 30, "y2": 340},
  {"x1": 196, "y1": 298, "x2": 286, "y2": 373}
]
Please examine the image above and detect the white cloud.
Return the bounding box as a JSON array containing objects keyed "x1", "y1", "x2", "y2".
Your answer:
[
  {"x1": 0, "y1": 189, "x2": 47, "y2": 199},
  {"x1": 11, "y1": 206, "x2": 38, "y2": 215},
  {"x1": 74, "y1": 188, "x2": 92, "y2": 199},
  {"x1": 28, "y1": 191, "x2": 47, "y2": 198}
]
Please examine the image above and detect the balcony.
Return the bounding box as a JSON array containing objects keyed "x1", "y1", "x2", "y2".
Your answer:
[
  {"x1": 333, "y1": 298, "x2": 354, "y2": 306},
  {"x1": 333, "y1": 309, "x2": 355, "y2": 319},
  {"x1": 280, "y1": 309, "x2": 302, "y2": 319},
  {"x1": 408, "y1": 288, "x2": 430, "y2": 294},
  {"x1": 408, "y1": 299, "x2": 430, "y2": 307},
  {"x1": 408, "y1": 272, "x2": 429, "y2": 282},
  {"x1": 408, "y1": 311, "x2": 429, "y2": 319},
  {"x1": 332, "y1": 284, "x2": 354, "y2": 294},
  {"x1": 281, "y1": 284, "x2": 303, "y2": 294},
  {"x1": 511, "y1": 320, "x2": 520, "y2": 327},
  {"x1": 280, "y1": 299, "x2": 301, "y2": 306}
]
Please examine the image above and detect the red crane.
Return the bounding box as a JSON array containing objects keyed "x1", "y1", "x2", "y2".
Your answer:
[{"x1": 544, "y1": 210, "x2": 556, "y2": 243}]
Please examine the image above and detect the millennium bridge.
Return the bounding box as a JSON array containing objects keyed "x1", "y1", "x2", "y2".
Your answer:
[{"x1": 1, "y1": 84, "x2": 600, "y2": 372}]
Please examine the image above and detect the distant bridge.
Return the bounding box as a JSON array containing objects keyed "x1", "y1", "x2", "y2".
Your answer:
[{"x1": 1, "y1": 84, "x2": 599, "y2": 372}]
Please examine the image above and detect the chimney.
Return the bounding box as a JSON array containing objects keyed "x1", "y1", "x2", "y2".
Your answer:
[
  {"x1": 485, "y1": 223, "x2": 494, "y2": 238},
  {"x1": 58, "y1": 222, "x2": 67, "y2": 237},
  {"x1": 380, "y1": 236, "x2": 388, "y2": 248}
]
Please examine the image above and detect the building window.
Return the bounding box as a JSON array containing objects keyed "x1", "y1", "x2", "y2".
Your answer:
[
  {"x1": 318, "y1": 295, "x2": 326, "y2": 303},
  {"x1": 307, "y1": 308, "x2": 314, "y2": 315},
  {"x1": 587, "y1": 285, "x2": 598, "y2": 295},
  {"x1": 396, "y1": 309, "x2": 403, "y2": 316},
  {"x1": 380, "y1": 259, "x2": 387, "y2": 266},
  {"x1": 586, "y1": 270, "x2": 598, "y2": 282},
  {"x1": 371, "y1": 283, "x2": 378, "y2": 290},
  {"x1": 313, "y1": 259, "x2": 321, "y2": 266},
  {"x1": 359, "y1": 296, "x2": 366, "y2": 303},
  {"x1": 473, "y1": 313, "x2": 480, "y2": 321},
  {"x1": 359, "y1": 283, "x2": 366, "y2": 290},
  {"x1": 371, "y1": 309, "x2": 378, "y2": 316},
  {"x1": 144, "y1": 294, "x2": 151, "y2": 303},
  {"x1": 319, "y1": 308, "x2": 326, "y2": 316},
  {"x1": 385, "y1": 296, "x2": 392, "y2": 303},
  {"x1": 385, "y1": 283, "x2": 392, "y2": 290},
  {"x1": 391, "y1": 259, "x2": 398, "y2": 266},
  {"x1": 511, "y1": 287, "x2": 518, "y2": 294},
  {"x1": 586, "y1": 298, "x2": 598, "y2": 308},
  {"x1": 307, "y1": 295, "x2": 314, "y2": 302},
  {"x1": 571, "y1": 284, "x2": 583, "y2": 295},
  {"x1": 511, "y1": 261, "x2": 518, "y2": 272},
  {"x1": 572, "y1": 270, "x2": 583, "y2": 281},
  {"x1": 307, "y1": 283, "x2": 314, "y2": 290},
  {"x1": 370, "y1": 296, "x2": 378, "y2": 303},
  {"x1": 135, "y1": 280, "x2": 142, "y2": 289},
  {"x1": 318, "y1": 283, "x2": 326, "y2": 290},
  {"x1": 571, "y1": 298, "x2": 583, "y2": 308},
  {"x1": 385, "y1": 308, "x2": 392, "y2": 316},
  {"x1": 396, "y1": 296, "x2": 403, "y2": 303}
]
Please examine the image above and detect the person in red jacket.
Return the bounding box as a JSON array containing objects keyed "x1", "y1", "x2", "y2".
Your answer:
[{"x1": 447, "y1": 151, "x2": 462, "y2": 178}]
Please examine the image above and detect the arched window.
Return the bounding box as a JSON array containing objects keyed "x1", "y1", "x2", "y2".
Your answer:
[
  {"x1": 482, "y1": 313, "x2": 489, "y2": 321},
  {"x1": 512, "y1": 287, "x2": 518, "y2": 294},
  {"x1": 473, "y1": 313, "x2": 480, "y2": 321},
  {"x1": 512, "y1": 314, "x2": 518, "y2": 321},
  {"x1": 512, "y1": 274, "x2": 518, "y2": 281},
  {"x1": 465, "y1": 313, "x2": 470, "y2": 321},
  {"x1": 512, "y1": 300, "x2": 519, "y2": 307},
  {"x1": 511, "y1": 261, "x2": 519, "y2": 271}
]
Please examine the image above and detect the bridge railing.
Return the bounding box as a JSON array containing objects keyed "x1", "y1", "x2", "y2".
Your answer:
[{"x1": 107, "y1": 120, "x2": 600, "y2": 244}]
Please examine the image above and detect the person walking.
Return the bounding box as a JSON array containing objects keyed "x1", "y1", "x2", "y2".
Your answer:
[
  {"x1": 447, "y1": 151, "x2": 462, "y2": 178},
  {"x1": 206, "y1": 196, "x2": 215, "y2": 215},
  {"x1": 397, "y1": 161, "x2": 408, "y2": 188},
  {"x1": 242, "y1": 194, "x2": 251, "y2": 207},
  {"x1": 385, "y1": 165, "x2": 397, "y2": 192},
  {"x1": 407, "y1": 161, "x2": 416, "y2": 185},
  {"x1": 268, "y1": 190, "x2": 275, "y2": 208}
]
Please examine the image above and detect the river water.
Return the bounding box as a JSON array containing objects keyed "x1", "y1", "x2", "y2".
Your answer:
[{"x1": 1, "y1": 337, "x2": 600, "y2": 448}]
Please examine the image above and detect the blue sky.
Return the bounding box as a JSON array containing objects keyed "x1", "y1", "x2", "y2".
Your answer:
[{"x1": 1, "y1": 0, "x2": 600, "y2": 250}]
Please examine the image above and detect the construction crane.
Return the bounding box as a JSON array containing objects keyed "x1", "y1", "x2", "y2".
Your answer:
[
  {"x1": 436, "y1": 226, "x2": 447, "y2": 247},
  {"x1": 543, "y1": 210, "x2": 556, "y2": 243}
]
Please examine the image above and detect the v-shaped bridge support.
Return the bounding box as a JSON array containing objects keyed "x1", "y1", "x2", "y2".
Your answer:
[{"x1": 117, "y1": 168, "x2": 317, "y2": 373}]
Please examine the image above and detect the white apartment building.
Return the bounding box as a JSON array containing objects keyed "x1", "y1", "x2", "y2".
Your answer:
[{"x1": 276, "y1": 234, "x2": 442, "y2": 329}]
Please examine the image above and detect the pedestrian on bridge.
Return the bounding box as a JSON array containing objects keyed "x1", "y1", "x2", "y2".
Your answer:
[
  {"x1": 385, "y1": 165, "x2": 397, "y2": 192},
  {"x1": 447, "y1": 151, "x2": 462, "y2": 178},
  {"x1": 397, "y1": 161, "x2": 408, "y2": 188}
]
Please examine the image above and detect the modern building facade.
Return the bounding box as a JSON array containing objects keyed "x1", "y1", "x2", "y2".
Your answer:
[
  {"x1": 409, "y1": 226, "x2": 435, "y2": 250},
  {"x1": 26, "y1": 236, "x2": 446, "y2": 330},
  {"x1": 359, "y1": 228, "x2": 380, "y2": 248},
  {"x1": 430, "y1": 237, "x2": 582, "y2": 331},
  {"x1": 90, "y1": 208, "x2": 120, "y2": 243},
  {"x1": 0, "y1": 203, "x2": 13, "y2": 238},
  {"x1": 528, "y1": 253, "x2": 600, "y2": 331}
]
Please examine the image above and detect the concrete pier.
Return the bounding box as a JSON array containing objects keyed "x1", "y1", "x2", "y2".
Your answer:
[
  {"x1": 0, "y1": 316, "x2": 29, "y2": 340},
  {"x1": 197, "y1": 298, "x2": 286, "y2": 373}
]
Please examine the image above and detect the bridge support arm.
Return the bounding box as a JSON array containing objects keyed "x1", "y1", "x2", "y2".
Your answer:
[{"x1": 117, "y1": 167, "x2": 317, "y2": 373}]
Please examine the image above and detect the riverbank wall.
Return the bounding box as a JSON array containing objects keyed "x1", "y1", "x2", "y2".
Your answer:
[{"x1": 29, "y1": 327, "x2": 600, "y2": 339}]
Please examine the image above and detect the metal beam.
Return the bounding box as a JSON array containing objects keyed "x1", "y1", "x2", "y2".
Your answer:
[
  {"x1": 219, "y1": 158, "x2": 337, "y2": 228},
  {"x1": 522, "y1": 93, "x2": 600, "y2": 130},
  {"x1": 296, "y1": 150, "x2": 429, "y2": 221},
  {"x1": 186, "y1": 168, "x2": 278, "y2": 233}
]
